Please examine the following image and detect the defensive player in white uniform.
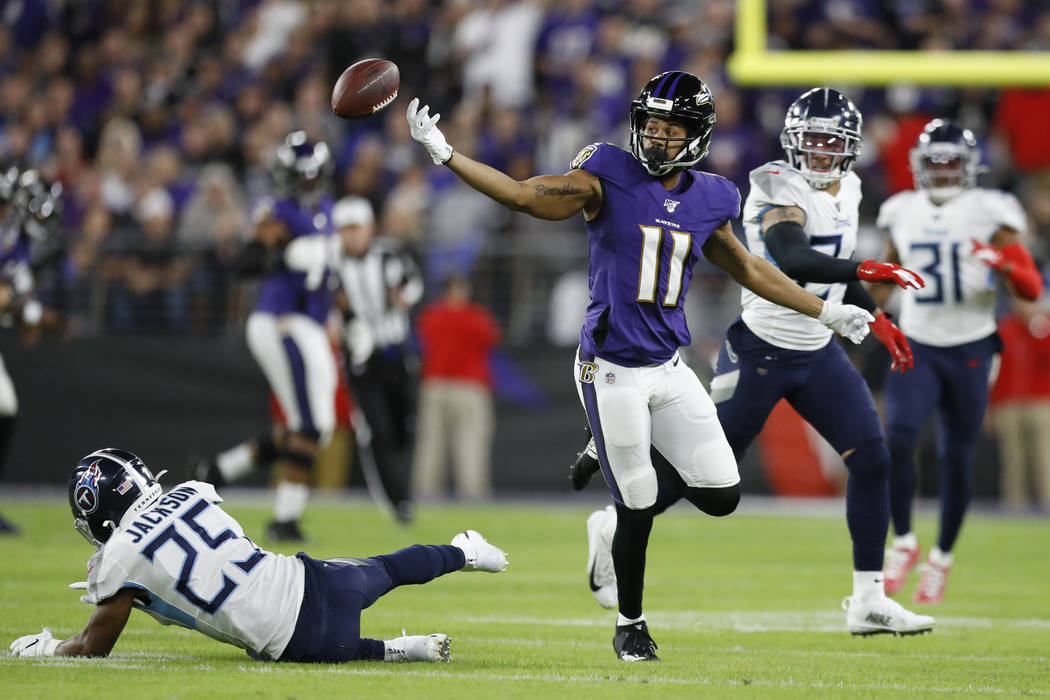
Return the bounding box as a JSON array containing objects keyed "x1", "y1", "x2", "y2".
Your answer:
[
  {"x1": 573, "y1": 88, "x2": 936, "y2": 636},
  {"x1": 9, "y1": 448, "x2": 508, "y2": 661},
  {"x1": 874, "y1": 119, "x2": 1041, "y2": 604}
]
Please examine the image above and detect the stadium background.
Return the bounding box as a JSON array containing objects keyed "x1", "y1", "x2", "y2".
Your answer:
[{"x1": 0, "y1": 0, "x2": 1047, "y2": 500}]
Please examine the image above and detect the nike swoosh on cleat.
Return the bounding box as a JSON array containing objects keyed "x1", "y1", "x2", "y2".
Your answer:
[{"x1": 588, "y1": 564, "x2": 601, "y2": 592}]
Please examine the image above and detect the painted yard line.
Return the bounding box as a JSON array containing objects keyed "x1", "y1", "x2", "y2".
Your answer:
[
  {"x1": 480, "y1": 636, "x2": 1050, "y2": 664},
  {"x1": 455, "y1": 611, "x2": 1050, "y2": 632},
  {"x1": 231, "y1": 664, "x2": 1042, "y2": 695}
]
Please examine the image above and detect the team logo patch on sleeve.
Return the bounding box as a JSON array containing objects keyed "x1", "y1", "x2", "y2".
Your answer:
[{"x1": 571, "y1": 144, "x2": 598, "y2": 170}]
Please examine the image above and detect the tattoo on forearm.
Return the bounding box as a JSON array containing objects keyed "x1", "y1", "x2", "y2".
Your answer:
[{"x1": 534, "y1": 184, "x2": 583, "y2": 198}]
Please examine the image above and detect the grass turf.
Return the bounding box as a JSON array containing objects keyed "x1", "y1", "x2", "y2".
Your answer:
[{"x1": 0, "y1": 498, "x2": 1047, "y2": 699}]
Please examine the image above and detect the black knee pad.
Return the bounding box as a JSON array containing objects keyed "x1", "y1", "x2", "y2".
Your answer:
[
  {"x1": 281, "y1": 448, "x2": 315, "y2": 469},
  {"x1": 844, "y1": 439, "x2": 890, "y2": 480},
  {"x1": 254, "y1": 433, "x2": 281, "y2": 465},
  {"x1": 682, "y1": 483, "x2": 740, "y2": 517}
]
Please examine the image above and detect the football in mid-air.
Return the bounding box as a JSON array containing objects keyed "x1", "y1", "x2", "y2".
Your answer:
[{"x1": 331, "y1": 58, "x2": 400, "y2": 120}]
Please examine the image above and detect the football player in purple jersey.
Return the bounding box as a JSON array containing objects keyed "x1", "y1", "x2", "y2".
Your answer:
[
  {"x1": 0, "y1": 167, "x2": 60, "y2": 534},
  {"x1": 192, "y1": 132, "x2": 338, "y2": 543},
  {"x1": 407, "y1": 72, "x2": 876, "y2": 661}
]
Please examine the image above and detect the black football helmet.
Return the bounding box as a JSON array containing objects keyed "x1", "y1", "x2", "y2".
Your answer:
[
  {"x1": 69, "y1": 448, "x2": 165, "y2": 547},
  {"x1": 273, "y1": 130, "x2": 332, "y2": 209},
  {"x1": 909, "y1": 118, "x2": 980, "y2": 203},
  {"x1": 780, "y1": 87, "x2": 863, "y2": 189},
  {"x1": 629, "y1": 71, "x2": 717, "y2": 177},
  {"x1": 14, "y1": 169, "x2": 63, "y2": 242}
]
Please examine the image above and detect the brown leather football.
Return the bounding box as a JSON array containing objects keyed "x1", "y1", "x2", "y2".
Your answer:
[{"x1": 331, "y1": 58, "x2": 400, "y2": 120}]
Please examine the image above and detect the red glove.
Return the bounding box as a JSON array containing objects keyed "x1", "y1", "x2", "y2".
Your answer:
[
  {"x1": 857, "y1": 260, "x2": 925, "y2": 290},
  {"x1": 870, "y1": 312, "x2": 913, "y2": 373},
  {"x1": 971, "y1": 239, "x2": 1043, "y2": 301}
]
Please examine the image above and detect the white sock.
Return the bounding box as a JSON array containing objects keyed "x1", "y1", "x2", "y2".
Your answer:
[
  {"x1": 273, "y1": 481, "x2": 309, "y2": 522},
  {"x1": 928, "y1": 546, "x2": 953, "y2": 567},
  {"x1": 216, "y1": 442, "x2": 255, "y2": 482},
  {"x1": 892, "y1": 531, "x2": 918, "y2": 550},
  {"x1": 853, "y1": 571, "x2": 884, "y2": 602},
  {"x1": 616, "y1": 613, "x2": 645, "y2": 626}
]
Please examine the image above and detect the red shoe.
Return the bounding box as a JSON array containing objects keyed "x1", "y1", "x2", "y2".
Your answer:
[
  {"x1": 914, "y1": 556, "x2": 951, "y2": 604},
  {"x1": 883, "y1": 540, "x2": 920, "y2": 595}
]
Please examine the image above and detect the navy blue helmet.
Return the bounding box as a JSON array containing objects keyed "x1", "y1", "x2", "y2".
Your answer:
[
  {"x1": 273, "y1": 130, "x2": 332, "y2": 208},
  {"x1": 780, "y1": 87, "x2": 863, "y2": 189},
  {"x1": 629, "y1": 71, "x2": 717, "y2": 177},
  {"x1": 69, "y1": 448, "x2": 164, "y2": 547},
  {"x1": 909, "y1": 118, "x2": 980, "y2": 203}
]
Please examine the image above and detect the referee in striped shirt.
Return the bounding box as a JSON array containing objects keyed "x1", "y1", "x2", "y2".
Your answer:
[{"x1": 333, "y1": 196, "x2": 423, "y2": 523}]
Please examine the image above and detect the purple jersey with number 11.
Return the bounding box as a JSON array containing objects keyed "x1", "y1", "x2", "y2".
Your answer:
[{"x1": 572, "y1": 143, "x2": 740, "y2": 367}]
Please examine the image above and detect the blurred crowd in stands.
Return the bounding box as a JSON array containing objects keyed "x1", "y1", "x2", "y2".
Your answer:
[{"x1": 2, "y1": 0, "x2": 1050, "y2": 357}]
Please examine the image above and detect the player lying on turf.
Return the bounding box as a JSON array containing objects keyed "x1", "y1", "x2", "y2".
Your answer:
[{"x1": 8, "y1": 448, "x2": 507, "y2": 662}]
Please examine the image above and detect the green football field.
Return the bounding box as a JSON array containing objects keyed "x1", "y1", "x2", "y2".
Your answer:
[{"x1": 1, "y1": 497, "x2": 1047, "y2": 699}]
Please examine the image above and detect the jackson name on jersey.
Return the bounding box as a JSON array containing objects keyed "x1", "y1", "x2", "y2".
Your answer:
[
  {"x1": 85, "y1": 481, "x2": 304, "y2": 660},
  {"x1": 741, "y1": 161, "x2": 862, "y2": 351},
  {"x1": 877, "y1": 187, "x2": 1027, "y2": 347}
]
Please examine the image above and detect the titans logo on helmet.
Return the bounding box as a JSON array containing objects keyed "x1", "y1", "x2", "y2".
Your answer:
[{"x1": 74, "y1": 461, "x2": 102, "y2": 515}]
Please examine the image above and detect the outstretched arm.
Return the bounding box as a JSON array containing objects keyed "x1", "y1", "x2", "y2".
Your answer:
[
  {"x1": 702, "y1": 222, "x2": 873, "y2": 343},
  {"x1": 407, "y1": 98, "x2": 602, "y2": 221},
  {"x1": 703, "y1": 221, "x2": 823, "y2": 318},
  {"x1": 10, "y1": 589, "x2": 135, "y2": 658},
  {"x1": 763, "y1": 206, "x2": 923, "y2": 289},
  {"x1": 973, "y1": 226, "x2": 1043, "y2": 301}
]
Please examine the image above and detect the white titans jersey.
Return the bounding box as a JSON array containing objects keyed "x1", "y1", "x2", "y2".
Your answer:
[
  {"x1": 741, "y1": 161, "x2": 862, "y2": 350},
  {"x1": 86, "y1": 481, "x2": 304, "y2": 660},
  {"x1": 877, "y1": 188, "x2": 1027, "y2": 347}
]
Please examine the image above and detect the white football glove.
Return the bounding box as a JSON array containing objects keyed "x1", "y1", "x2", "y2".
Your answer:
[
  {"x1": 10, "y1": 627, "x2": 60, "y2": 657},
  {"x1": 406, "y1": 98, "x2": 454, "y2": 165},
  {"x1": 69, "y1": 581, "x2": 97, "y2": 605},
  {"x1": 818, "y1": 301, "x2": 874, "y2": 344},
  {"x1": 284, "y1": 235, "x2": 336, "y2": 291}
]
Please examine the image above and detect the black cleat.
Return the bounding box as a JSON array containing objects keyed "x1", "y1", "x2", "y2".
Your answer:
[
  {"x1": 570, "y1": 439, "x2": 600, "y2": 491},
  {"x1": 188, "y1": 454, "x2": 225, "y2": 488},
  {"x1": 266, "y1": 519, "x2": 307, "y2": 543},
  {"x1": 613, "y1": 621, "x2": 659, "y2": 661}
]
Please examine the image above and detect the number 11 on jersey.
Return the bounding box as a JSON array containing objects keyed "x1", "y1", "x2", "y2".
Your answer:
[{"x1": 637, "y1": 225, "x2": 691, "y2": 307}]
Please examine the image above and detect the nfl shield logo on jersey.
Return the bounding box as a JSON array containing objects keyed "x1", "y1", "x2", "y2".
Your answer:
[
  {"x1": 605, "y1": 372, "x2": 616, "y2": 384},
  {"x1": 664, "y1": 199, "x2": 680, "y2": 213}
]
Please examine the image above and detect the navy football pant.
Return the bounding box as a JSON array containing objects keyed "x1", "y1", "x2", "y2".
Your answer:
[
  {"x1": 278, "y1": 544, "x2": 465, "y2": 663},
  {"x1": 884, "y1": 335, "x2": 999, "y2": 553},
  {"x1": 656, "y1": 319, "x2": 890, "y2": 571}
]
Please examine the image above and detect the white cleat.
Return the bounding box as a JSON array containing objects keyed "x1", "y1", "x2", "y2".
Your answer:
[
  {"x1": 843, "y1": 595, "x2": 935, "y2": 636},
  {"x1": 587, "y1": 505, "x2": 617, "y2": 609},
  {"x1": 386, "y1": 632, "x2": 451, "y2": 662},
  {"x1": 452, "y1": 529, "x2": 508, "y2": 573}
]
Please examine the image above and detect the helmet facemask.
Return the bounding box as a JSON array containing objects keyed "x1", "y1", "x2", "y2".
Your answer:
[
  {"x1": 910, "y1": 141, "x2": 978, "y2": 204},
  {"x1": 630, "y1": 110, "x2": 712, "y2": 177},
  {"x1": 781, "y1": 124, "x2": 861, "y2": 189}
]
